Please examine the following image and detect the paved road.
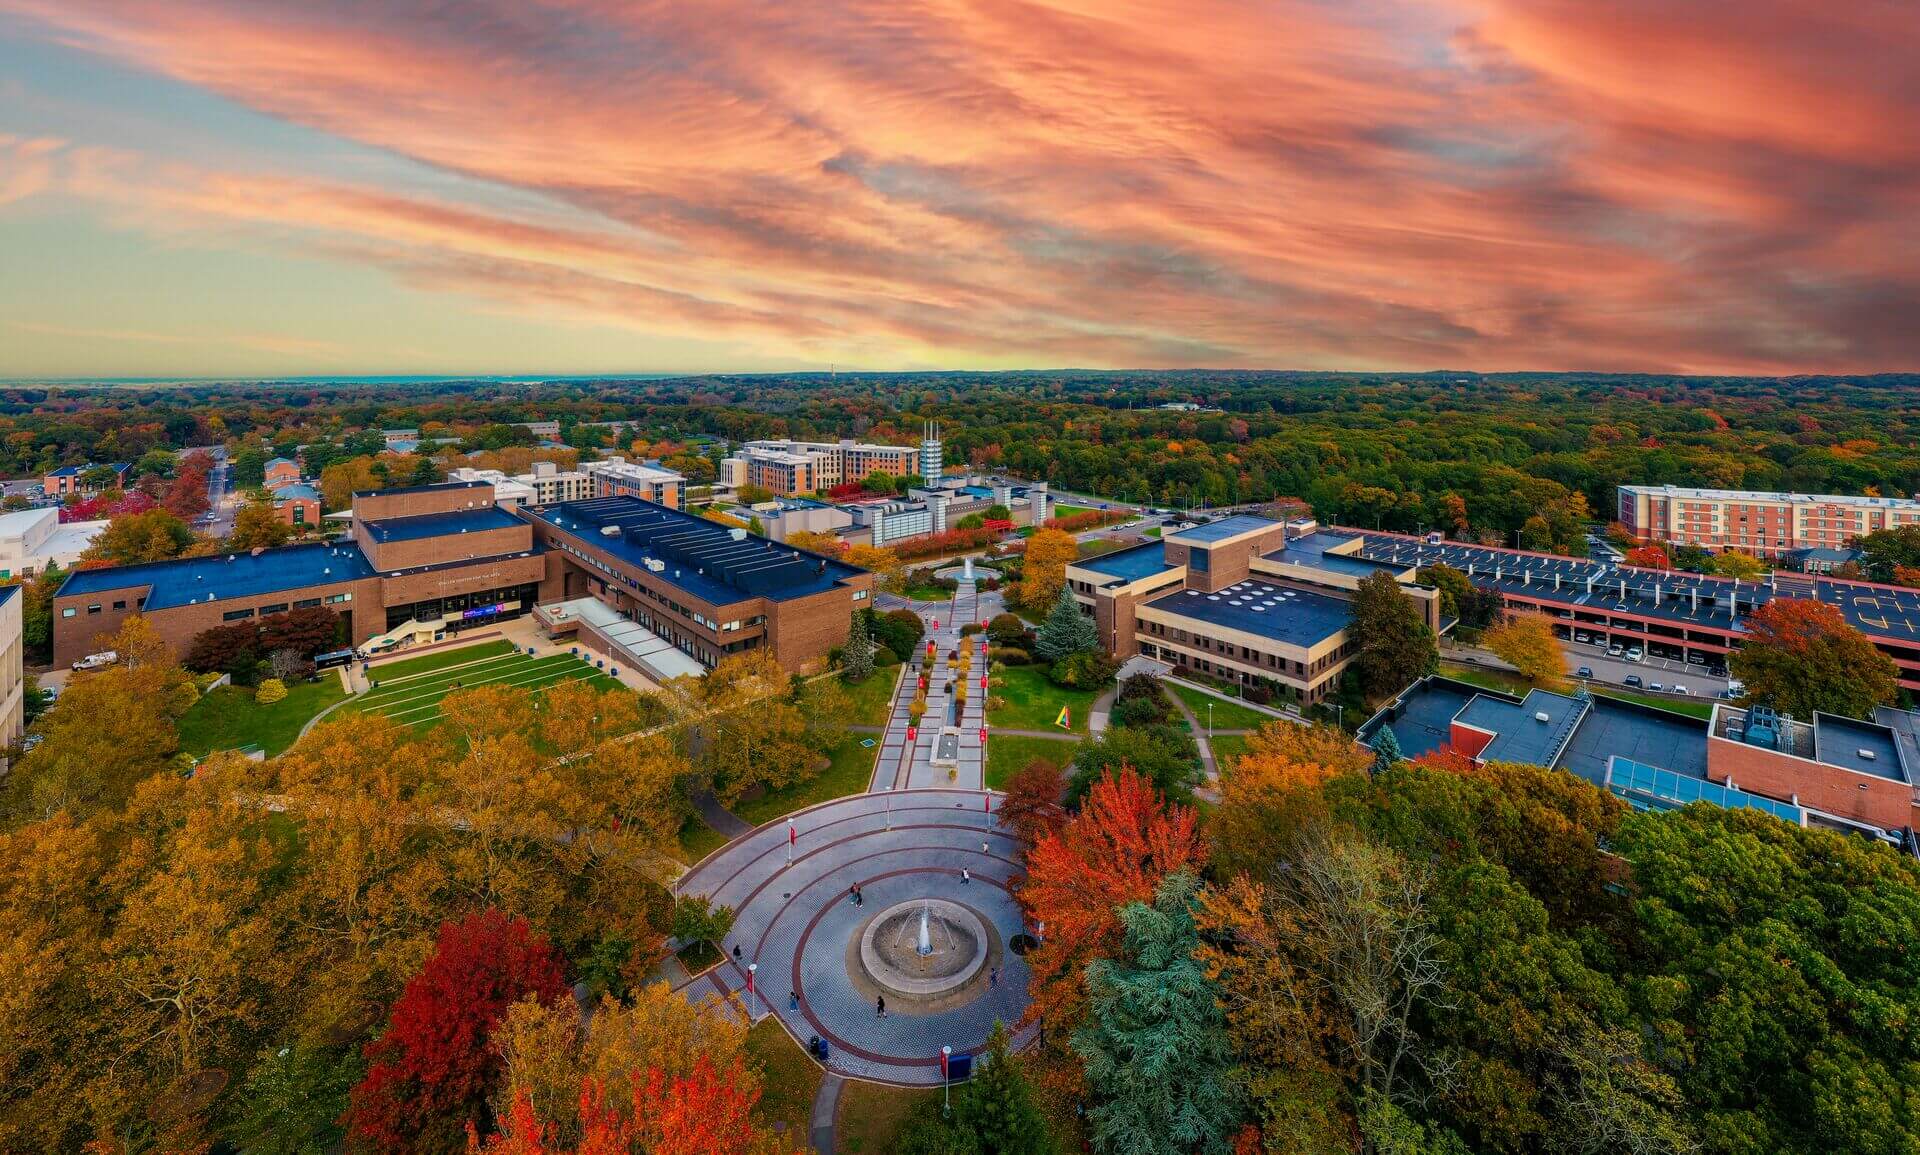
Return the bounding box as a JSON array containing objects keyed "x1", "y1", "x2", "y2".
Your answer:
[{"x1": 1556, "y1": 639, "x2": 1728, "y2": 696}]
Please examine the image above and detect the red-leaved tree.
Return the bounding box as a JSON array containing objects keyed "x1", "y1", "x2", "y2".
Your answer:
[
  {"x1": 470, "y1": 1057, "x2": 798, "y2": 1155},
  {"x1": 1622, "y1": 544, "x2": 1670, "y2": 570},
  {"x1": 997, "y1": 758, "x2": 1068, "y2": 845},
  {"x1": 352, "y1": 909, "x2": 569, "y2": 1154},
  {"x1": 1018, "y1": 767, "x2": 1204, "y2": 1049}
]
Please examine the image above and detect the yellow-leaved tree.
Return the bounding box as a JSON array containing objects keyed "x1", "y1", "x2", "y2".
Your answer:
[{"x1": 1484, "y1": 612, "x2": 1569, "y2": 691}]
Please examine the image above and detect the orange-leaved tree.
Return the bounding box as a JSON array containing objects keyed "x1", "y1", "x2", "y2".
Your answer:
[
  {"x1": 1018, "y1": 767, "x2": 1205, "y2": 1063},
  {"x1": 1483, "y1": 612, "x2": 1569, "y2": 691},
  {"x1": 471, "y1": 1055, "x2": 798, "y2": 1155},
  {"x1": 1212, "y1": 722, "x2": 1369, "y2": 879},
  {"x1": 1622, "y1": 545, "x2": 1669, "y2": 570},
  {"x1": 1731, "y1": 597, "x2": 1898, "y2": 719}
]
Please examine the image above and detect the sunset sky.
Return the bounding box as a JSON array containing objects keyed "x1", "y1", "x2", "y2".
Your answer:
[{"x1": 1, "y1": 1, "x2": 1915, "y2": 379}]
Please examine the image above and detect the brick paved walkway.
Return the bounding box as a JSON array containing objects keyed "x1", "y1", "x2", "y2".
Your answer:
[{"x1": 674, "y1": 788, "x2": 1032, "y2": 1086}]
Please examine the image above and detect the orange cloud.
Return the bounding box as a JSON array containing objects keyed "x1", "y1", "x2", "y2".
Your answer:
[{"x1": 1, "y1": 0, "x2": 1915, "y2": 372}]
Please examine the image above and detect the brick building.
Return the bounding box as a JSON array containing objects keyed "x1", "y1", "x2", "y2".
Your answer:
[
  {"x1": 43, "y1": 462, "x2": 131, "y2": 497},
  {"x1": 1065, "y1": 514, "x2": 1442, "y2": 704},
  {"x1": 53, "y1": 481, "x2": 866, "y2": 677},
  {"x1": 722, "y1": 434, "x2": 933, "y2": 498},
  {"x1": 1617, "y1": 484, "x2": 1920, "y2": 558},
  {"x1": 585, "y1": 456, "x2": 683, "y2": 508}
]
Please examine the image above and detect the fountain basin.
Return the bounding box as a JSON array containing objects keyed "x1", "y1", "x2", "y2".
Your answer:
[{"x1": 857, "y1": 899, "x2": 990, "y2": 999}]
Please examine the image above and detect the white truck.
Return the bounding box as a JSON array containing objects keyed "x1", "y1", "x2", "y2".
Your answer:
[{"x1": 70, "y1": 650, "x2": 117, "y2": 672}]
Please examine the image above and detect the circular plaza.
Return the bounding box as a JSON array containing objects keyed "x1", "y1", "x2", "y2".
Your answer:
[{"x1": 673, "y1": 789, "x2": 1032, "y2": 1085}]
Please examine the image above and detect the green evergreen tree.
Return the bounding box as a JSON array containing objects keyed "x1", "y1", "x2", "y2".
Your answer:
[
  {"x1": 1350, "y1": 571, "x2": 1437, "y2": 697},
  {"x1": 950, "y1": 1021, "x2": 1055, "y2": 1155},
  {"x1": 1035, "y1": 585, "x2": 1098, "y2": 663},
  {"x1": 842, "y1": 608, "x2": 875, "y2": 681},
  {"x1": 1073, "y1": 871, "x2": 1241, "y2": 1155},
  {"x1": 1372, "y1": 723, "x2": 1403, "y2": 771}
]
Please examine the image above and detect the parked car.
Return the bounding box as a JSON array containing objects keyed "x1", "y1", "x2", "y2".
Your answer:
[
  {"x1": 1650, "y1": 682, "x2": 1664, "y2": 692},
  {"x1": 1576, "y1": 666, "x2": 1594, "y2": 679},
  {"x1": 1625, "y1": 648, "x2": 1644, "y2": 663},
  {"x1": 1672, "y1": 683, "x2": 1689, "y2": 696},
  {"x1": 1608, "y1": 644, "x2": 1624, "y2": 657},
  {"x1": 1624, "y1": 675, "x2": 1643, "y2": 688},
  {"x1": 71, "y1": 650, "x2": 117, "y2": 672}
]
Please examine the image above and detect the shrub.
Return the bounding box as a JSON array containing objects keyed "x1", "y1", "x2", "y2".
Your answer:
[
  {"x1": 989, "y1": 646, "x2": 1033, "y2": 666},
  {"x1": 254, "y1": 678, "x2": 288, "y2": 705},
  {"x1": 959, "y1": 622, "x2": 983, "y2": 637},
  {"x1": 1048, "y1": 650, "x2": 1118, "y2": 690},
  {"x1": 874, "y1": 646, "x2": 902, "y2": 668},
  {"x1": 167, "y1": 680, "x2": 201, "y2": 716},
  {"x1": 671, "y1": 894, "x2": 736, "y2": 945}
]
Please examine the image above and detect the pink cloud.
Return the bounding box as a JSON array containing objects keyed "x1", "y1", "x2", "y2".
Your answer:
[{"x1": 2, "y1": 0, "x2": 1915, "y2": 372}]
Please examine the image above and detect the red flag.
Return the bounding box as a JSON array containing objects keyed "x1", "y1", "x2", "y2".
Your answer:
[
  {"x1": 984, "y1": 795, "x2": 991, "y2": 814},
  {"x1": 788, "y1": 824, "x2": 797, "y2": 847},
  {"x1": 747, "y1": 968, "x2": 755, "y2": 995},
  {"x1": 940, "y1": 1050, "x2": 949, "y2": 1078}
]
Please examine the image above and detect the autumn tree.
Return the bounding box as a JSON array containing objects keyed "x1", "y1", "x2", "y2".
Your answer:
[
  {"x1": 1483, "y1": 613, "x2": 1569, "y2": 690},
  {"x1": 1709, "y1": 550, "x2": 1768, "y2": 580},
  {"x1": 1019, "y1": 768, "x2": 1205, "y2": 1087},
  {"x1": 1622, "y1": 545, "x2": 1669, "y2": 570},
  {"x1": 783, "y1": 529, "x2": 842, "y2": 555},
  {"x1": 321, "y1": 455, "x2": 382, "y2": 510},
  {"x1": 1349, "y1": 571, "x2": 1437, "y2": 698},
  {"x1": 843, "y1": 542, "x2": 904, "y2": 593},
  {"x1": 841, "y1": 608, "x2": 875, "y2": 681},
  {"x1": 1019, "y1": 528, "x2": 1079, "y2": 611},
  {"x1": 1210, "y1": 722, "x2": 1368, "y2": 879},
  {"x1": 350, "y1": 909, "x2": 568, "y2": 1153},
  {"x1": 227, "y1": 488, "x2": 292, "y2": 551},
  {"x1": 79, "y1": 507, "x2": 198, "y2": 565},
  {"x1": 997, "y1": 757, "x2": 1068, "y2": 845},
  {"x1": 1729, "y1": 598, "x2": 1898, "y2": 719},
  {"x1": 475, "y1": 1055, "x2": 796, "y2": 1155},
  {"x1": 687, "y1": 652, "x2": 841, "y2": 803}
]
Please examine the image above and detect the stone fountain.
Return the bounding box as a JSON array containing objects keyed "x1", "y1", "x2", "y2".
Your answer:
[{"x1": 858, "y1": 899, "x2": 989, "y2": 1001}]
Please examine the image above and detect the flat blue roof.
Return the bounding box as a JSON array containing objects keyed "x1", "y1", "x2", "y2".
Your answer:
[
  {"x1": 1267, "y1": 532, "x2": 1407, "y2": 578},
  {"x1": 1077, "y1": 540, "x2": 1172, "y2": 582},
  {"x1": 58, "y1": 541, "x2": 377, "y2": 610},
  {"x1": 1561, "y1": 698, "x2": 1710, "y2": 784},
  {"x1": 534, "y1": 496, "x2": 865, "y2": 605},
  {"x1": 1169, "y1": 513, "x2": 1280, "y2": 544},
  {"x1": 360, "y1": 506, "x2": 523, "y2": 544},
  {"x1": 1145, "y1": 579, "x2": 1350, "y2": 648}
]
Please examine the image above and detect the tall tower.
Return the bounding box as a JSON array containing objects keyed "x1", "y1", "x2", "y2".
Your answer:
[{"x1": 920, "y1": 421, "x2": 943, "y2": 482}]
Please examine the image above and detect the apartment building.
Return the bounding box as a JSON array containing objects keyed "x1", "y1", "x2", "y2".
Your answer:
[
  {"x1": 43, "y1": 462, "x2": 131, "y2": 497},
  {"x1": 723, "y1": 431, "x2": 935, "y2": 497},
  {"x1": 0, "y1": 507, "x2": 107, "y2": 579},
  {"x1": 586, "y1": 456, "x2": 684, "y2": 508},
  {"x1": 1617, "y1": 484, "x2": 1920, "y2": 557}
]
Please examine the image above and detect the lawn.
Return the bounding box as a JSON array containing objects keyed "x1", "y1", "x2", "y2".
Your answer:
[
  {"x1": 675, "y1": 819, "x2": 730, "y2": 866},
  {"x1": 745, "y1": 1019, "x2": 821, "y2": 1144},
  {"x1": 836, "y1": 1080, "x2": 939, "y2": 1154},
  {"x1": 178, "y1": 675, "x2": 350, "y2": 759},
  {"x1": 346, "y1": 648, "x2": 624, "y2": 730},
  {"x1": 1052, "y1": 503, "x2": 1096, "y2": 518},
  {"x1": 986, "y1": 733, "x2": 1078, "y2": 789},
  {"x1": 900, "y1": 583, "x2": 958, "y2": 603},
  {"x1": 1165, "y1": 680, "x2": 1284, "y2": 731},
  {"x1": 987, "y1": 664, "x2": 1098, "y2": 734},
  {"x1": 1075, "y1": 538, "x2": 1129, "y2": 559},
  {"x1": 1208, "y1": 733, "x2": 1252, "y2": 769},
  {"x1": 364, "y1": 638, "x2": 517, "y2": 681},
  {"x1": 1144, "y1": 527, "x2": 1162, "y2": 538},
  {"x1": 733, "y1": 734, "x2": 880, "y2": 827},
  {"x1": 838, "y1": 667, "x2": 902, "y2": 726}
]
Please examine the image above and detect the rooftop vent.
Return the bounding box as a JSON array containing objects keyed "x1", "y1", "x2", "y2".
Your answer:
[
  {"x1": 600, "y1": 525, "x2": 621, "y2": 537},
  {"x1": 730, "y1": 528, "x2": 746, "y2": 541},
  {"x1": 1859, "y1": 748, "x2": 1877, "y2": 761},
  {"x1": 1534, "y1": 711, "x2": 1552, "y2": 723}
]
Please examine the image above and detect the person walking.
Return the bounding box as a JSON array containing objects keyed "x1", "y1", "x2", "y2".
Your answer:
[
  {"x1": 961, "y1": 867, "x2": 971, "y2": 885},
  {"x1": 989, "y1": 966, "x2": 999, "y2": 988},
  {"x1": 876, "y1": 994, "x2": 887, "y2": 1018},
  {"x1": 732, "y1": 945, "x2": 742, "y2": 962},
  {"x1": 789, "y1": 990, "x2": 799, "y2": 1012}
]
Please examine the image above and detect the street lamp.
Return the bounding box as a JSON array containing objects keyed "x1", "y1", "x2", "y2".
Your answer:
[
  {"x1": 747, "y1": 963, "x2": 759, "y2": 1019},
  {"x1": 1207, "y1": 701, "x2": 1213, "y2": 739},
  {"x1": 942, "y1": 1046, "x2": 952, "y2": 1116}
]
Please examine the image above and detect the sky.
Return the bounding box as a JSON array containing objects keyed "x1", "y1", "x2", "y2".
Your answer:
[{"x1": 0, "y1": 1, "x2": 1915, "y2": 380}]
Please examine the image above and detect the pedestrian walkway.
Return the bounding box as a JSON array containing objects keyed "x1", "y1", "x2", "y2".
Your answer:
[
  {"x1": 871, "y1": 582, "x2": 987, "y2": 792},
  {"x1": 810, "y1": 1075, "x2": 843, "y2": 1154}
]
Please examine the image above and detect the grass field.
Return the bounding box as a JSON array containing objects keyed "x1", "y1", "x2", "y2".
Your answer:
[
  {"x1": 1208, "y1": 733, "x2": 1252, "y2": 769},
  {"x1": 840, "y1": 669, "x2": 902, "y2": 726},
  {"x1": 675, "y1": 820, "x2": 730, "y2": 865},
  {"x1": 1166, "y1": 681, "x2": 1284, "y2": 731},
  {"x1": 987, "y1": 664, "x2": 1098, "y2": 734},
  {"x1": 733, "y1": 735, "x2": 880, "y2": 827},
  {"x1": 1075, "y1": 537, "x2": 1130, "y2": 559},
  {"x1": 1052, "y1": 503, "x2": 1096, "y2": 518},
  {"x1": 987, "y1": 732, "x2": 1078, "y2": 789},
  {"x1": 348, "y1": 646, "x2": 623, "y2": 729},
  {"x1": 836, "y1": 1081, "x2": 939, "y2": 1154},
  {"x1": 366, "y1": 638, "x2": 517, "y2": 681},
  {"x1": 745, "y1": 1020, "x2": 821, "y2": 1141},
  {"x1": 178, "y1": 676, "x2": 350, "y2": 758}
]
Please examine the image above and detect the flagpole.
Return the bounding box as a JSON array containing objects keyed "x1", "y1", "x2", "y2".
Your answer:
[{"x1": 786, "y1": 817, "x2": 795, "y2": 866}]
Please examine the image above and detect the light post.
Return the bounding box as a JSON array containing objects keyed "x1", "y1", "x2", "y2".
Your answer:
[
  {"x1": 886, "y1": 791, "x2": 892, "y2": 830},
  {"x1": 747, "y1": 962, "x2": 758, "y2": 1019},
  {"x1": 942, "y1": 1046, "x2": 952, "y2": 1116},
  {"x1": 786, "y1": 817, "x2": 796, "y2": 866},
  {"x1": 1207, "y1": 701, "x2": 1213, "y2": 739}
]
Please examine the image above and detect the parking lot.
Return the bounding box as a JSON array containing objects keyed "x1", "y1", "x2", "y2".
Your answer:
[{"x1": 1558, "y1": 635, "x2": 1729, "y2": 697}]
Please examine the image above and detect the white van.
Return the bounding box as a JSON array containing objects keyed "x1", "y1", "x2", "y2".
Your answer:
[{"x1": 71, "y1": 650, "x2": 117, "y2": 672}]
